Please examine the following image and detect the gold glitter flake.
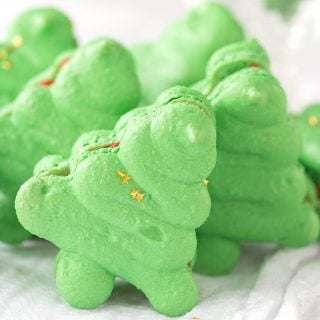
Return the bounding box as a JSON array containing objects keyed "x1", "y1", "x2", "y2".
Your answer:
[
  {"x1": 1, "y1": 60, "x2": 12, "y2": 70},
  {"x1": 0, "y1": 50, "x2": 7, "y2": 59},
  {"x1": 11, "y1": 35, "x2": 24, "y2": 48},
  {"x1": 0, "y1": 35, "x2": 23, "y2": 70},
  {"x1": 130, "y1": 188, "x2": 144, "y2": 203},
  {"x1": 203, "y1": 179, "x2": 209, "y2": 186},
  {"x1": 117, "y1": 170, "x2": 131, "y2": 184},
  {"x1": 308, "y1": 115, "x2": 318, "y2": 127}
]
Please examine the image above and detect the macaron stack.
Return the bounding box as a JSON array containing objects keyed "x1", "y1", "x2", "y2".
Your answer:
[{"x1": 0, "y1": 2, "x2": 318, "y2": 317}]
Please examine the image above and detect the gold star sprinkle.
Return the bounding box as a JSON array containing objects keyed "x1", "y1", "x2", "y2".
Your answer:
[
  {"x1": 308, "y1": 115, "x2": 318, "y2": 127},
  {"x1": 190, "y1": 317, "x2": 200, "y2": 320},
  {"x1": 117, "y1": 170, "x2": 131, "y2": 184},
  {"x1": 203, "y1": 179, "x2": 209, "y2": 186},
  {"x1": 1, "y1": 60, "x2": 12, "y2": 70},
  {"x1": 0, "y1": 50, "x2": 7, "y2": 59},
  {"x1": 130, "y1": 188, "x2": 144, "y2": 203},
  {"x1": 11, "y1": 35, "x2": 23, "y2": 48}
]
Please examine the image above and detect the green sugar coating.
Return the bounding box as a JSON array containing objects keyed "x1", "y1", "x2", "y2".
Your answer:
[
  {"x1": 0, "y1": 38, "x2": 140, "y2": 244},
  {"x1": 132, "y1": 2, "x2": 244, "y2": 105},
  {"x1": 194, "y1": 39, "x2": 319, "y2": 275},
  {"x1": 0, "y1": 8, "x2": 77, "y2": 107},
  {"x1": 16, "y1": 87, "x2": 217, "y2": 316},
  {"x1": 295, "y1": 104, "x2": 320, "y2": 183}
]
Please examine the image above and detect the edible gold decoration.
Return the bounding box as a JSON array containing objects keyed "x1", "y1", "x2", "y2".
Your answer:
[
  {"x1": 130, "y1": 188, "x2": 144, "y2": 203},
  {"x1": 0, "y1": 35, "x2": 24, "y2": 71},
  {"x1": 1, "y1": 60, "x2": 12, "y2": 70},
  {"x1": 11, "y1": 35, "x2": 24, "y2": 48},
  {"x1": 0, "y1": 50, "x2": 7, "y2": 59},
  {"x1": 308, "y1": 115, "x2": 318, "y2": 127},
  {"x1": 117, "y1": 170, "x2": 131, "y2": 184}
]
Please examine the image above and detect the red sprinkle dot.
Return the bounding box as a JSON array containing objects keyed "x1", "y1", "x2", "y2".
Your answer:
[
  {"x1": 39, "y1": 79, "x2": 55, "y2": 87},
  {"x1": 250, "y1": 63, "x2": 260, "y2": 68},
  {"x1": 105, "y1": 141, "x2": 120, "y2": 149}
]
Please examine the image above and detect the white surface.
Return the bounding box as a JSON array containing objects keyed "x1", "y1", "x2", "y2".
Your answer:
[
  {"x1": 1, "y1": 1, "x2": 320, "y2": 319},
  {"x1": 1, "y1": 241, "x2": 320, "y2": 320}
]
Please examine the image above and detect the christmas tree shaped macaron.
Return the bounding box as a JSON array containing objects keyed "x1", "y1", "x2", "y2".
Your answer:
[
  {"x1": 16, "y1": 87, "x2": 217, "y2": 317},
  {"x1": 194, "y1": 39, "x2": 319, "y2": 275},
  {"x1": 0, "y1": 38, "x2": 140, "y2": 244},
  {"x1": 295, "y1": 104, "x2": 320, "y2": 211},
  {"x1": 132, "y1": 2, "x2": 244, "y2": 105},
  {"x1": 0, "y1": 8, "x2": 77, "y2": 107},
  {"x1": 295, "y1": 104, "x2": 320, "y2": 184}
]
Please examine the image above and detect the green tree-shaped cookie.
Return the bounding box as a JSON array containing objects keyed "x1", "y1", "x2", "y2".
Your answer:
[
  {"x1": 294, "y1": 104, "x2": 320, "y2": 212},
  {"x1": 16, "y1": 87, "x2": 216, "y2": 317},
  {"x1": 295, "y1": 104, "x2": 320, "y2": 183},
  {"x1": 194, "y1": 40, "x2": 319, "y2": 275},
  {"x1": 132, "y1": 2, "x2": 244, "y2": 105},
  {"x1": 0, "y1": 8, "x2": 77, "y2": 107},
  {"x1": 0, "y1": 39, "x2": 140, "y2": 244}
]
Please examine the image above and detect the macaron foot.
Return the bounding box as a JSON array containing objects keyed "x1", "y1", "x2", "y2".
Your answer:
[
  {"x1": 55, "y1": 250, "x2": 115, "y2": 309},
  {"x1": 277, "y1": 205, "x2": 320, "y2": 247},
  {"x1": 0, "y1": 220, "x2": 30, "y2": 244},
  {"x1": 0, "y1": 191, "x2": 30, "y2": 244},
  {"x1": 141, "y1": 267, "x2": 198, "y2": 317},
  {"x1": 194, "y1": 234, "x2": 240, "y2": 275}
]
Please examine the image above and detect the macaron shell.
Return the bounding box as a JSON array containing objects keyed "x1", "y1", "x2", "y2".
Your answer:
[
  {"x1": 132, "y1": 2, "x2": 244, "y2": 104},
  {"x1": 16, "y1": 87, "x2": 216, "y2": 315},
  {"x1": 0, "y1": 8, "x2": 77, "y2": 108},
  {"x1": 0, "y1": 38, "x2": 140, "y2": 243}
]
